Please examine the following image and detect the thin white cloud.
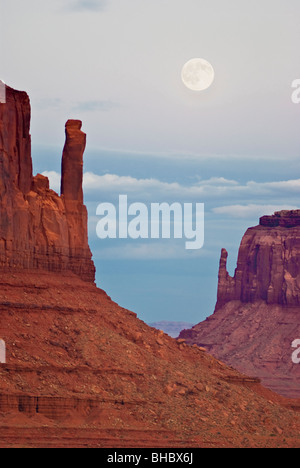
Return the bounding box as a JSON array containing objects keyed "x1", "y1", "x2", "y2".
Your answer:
[
  {"x1": 34, "y1": 98, "x2": 62, "y2": 111},
  {"x1": 72, "y1": 100, "x2": 119, "y2": 112},
  {"x1": 43, "y1": 171, "x2": 300, "y2": 209},
  {"x1": 66, "y1": 0, "x2": 108, "y2": 12},
  {"x1": 84, "y1": 147, "x2": 295, "y2": 163},
  {"x1": 82, "y1": 173, "x2": 300, "y2": 203},
  {"x1": 83, "y1": 172, "x2": 184, "y2": 195},
  {"x1": 82, "y1": 173, "x2": 246, "y2": 201},
  {"x1": 247, "y1": 179, "x2": 300, "y2": 193},
  {"x1": 196, "y1": 177, "x2": 239, "y2": 186},
  {"x1": 213, "y1": 204, "x2": 298, "y2": 219}
]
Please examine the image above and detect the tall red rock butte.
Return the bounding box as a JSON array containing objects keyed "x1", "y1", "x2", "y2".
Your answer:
[
  {"x1": 1, "y1": 84, "x2": 300, "y2": 448},
  {"x1": 180, "y1": 211, "x2": 300, "y2": 399},
  {"x1": 0, "y1": 86, "x2": 95, "y2": 282}
]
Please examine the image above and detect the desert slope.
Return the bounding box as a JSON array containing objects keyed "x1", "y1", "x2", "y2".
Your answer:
[{"x1": 0, "y1": 270, "x2": 300, "y2": 448}]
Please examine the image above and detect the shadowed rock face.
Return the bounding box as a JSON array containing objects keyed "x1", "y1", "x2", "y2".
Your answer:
[
  {"x1": 180, "y1": 212, "x2": 300, "y2": 398},
  {"x1": 0, "y1": 86, "x2": 95, "y2": 282}
]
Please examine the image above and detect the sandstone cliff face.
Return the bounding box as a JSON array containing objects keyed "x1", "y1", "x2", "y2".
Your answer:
[
  {"x1": 216, "y1": 211, "x2": 300, "y2": 309},
  {"x1": 0, "y1": 86, "x2": 95, "y2": 282},
  {"x1": 181, "y1": 211, "x2": 300, "y2": 398}
]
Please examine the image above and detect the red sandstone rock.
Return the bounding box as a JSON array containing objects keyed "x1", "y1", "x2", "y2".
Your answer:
[
  {"x1": 0, "y1": 85, "x2": 95, "y2": 282},
  {"x1": 0, "y1": 86, "x2": 32, "y2": 195},
  {"x1": 0, "y1": 270, "x2": 300, "y2": 448},
  {"x1": 215, "y1": 210, "x2": 300, "y2": 308},
  {"x1": 61, "y1": 120, "x2": 85, "y2": 204},
  {"x1": 1, "y1": 85, "x2": 300, "y2": 448},
  {"x1": 181, "y1": 211, "x2": 300, "y2": 398}
]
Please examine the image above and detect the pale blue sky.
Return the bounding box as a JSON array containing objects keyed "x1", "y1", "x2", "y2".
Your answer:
[{"x1": 2, "y1": 0, "x2": 300, "y2": 323}]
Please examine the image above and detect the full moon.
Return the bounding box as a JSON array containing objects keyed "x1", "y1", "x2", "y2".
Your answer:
[{"x1": 181, "y1": 58, "x2": 215, "y2": 91}]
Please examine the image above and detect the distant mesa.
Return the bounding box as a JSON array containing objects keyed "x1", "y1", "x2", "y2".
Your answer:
[
  {"x1": 0, "y1": 85, "x2": 95, "y2": 282},
  {"x1": 149, "y1": 321, "x2": 195, "y2": 339},
  {"x1": 260, "y1": 210, "x2": 300, "y2": 228},
  {"x1": 181, "y1": 211, "x2": 300, "y2": 398},
  {"x1": 215, "y1": 209, "x2": 300, "y2": 308}
]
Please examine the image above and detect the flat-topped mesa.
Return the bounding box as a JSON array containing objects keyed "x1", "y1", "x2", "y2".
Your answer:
[
  {"x1": 0, "y1": 85, "x2": 95, "y2": 282},
  {"x1": 216, "y1": 210, "x2": 300, "y2": 309},
  {"x1": 260, "y1": 210, "x2": 300, "y2": 228}
]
